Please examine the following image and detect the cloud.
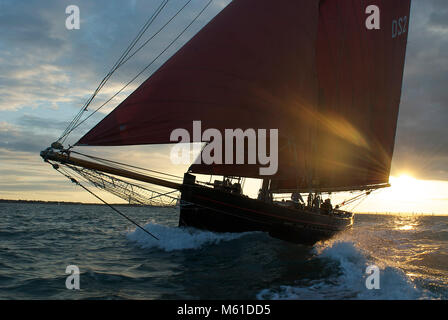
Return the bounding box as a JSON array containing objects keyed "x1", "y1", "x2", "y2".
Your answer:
[
  {"x1": 0, "y1": 122, "x2": 54, "y2": 153},
  {"x1": 0, "y1": 0, "x2": 231, "y2": 112},
  {"x1": 391, "y1": 0, "x2": 448, "y2": 181}
]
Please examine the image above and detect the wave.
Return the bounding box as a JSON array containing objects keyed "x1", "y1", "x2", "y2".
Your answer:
[
  {"x1": 257, "y1": 240, "x2": 431, "y2": 300},
  {"x1": 126, "y1": 222, "x2": 252, "y2": 252}
]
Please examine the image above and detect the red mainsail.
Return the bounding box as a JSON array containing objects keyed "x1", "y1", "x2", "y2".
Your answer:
[
  {"x1": 77, "y1": 0, "x2": 411, "y2": 192},
  {"x1": 273, "y1": 0, "x2": 411, "y2": 192}
]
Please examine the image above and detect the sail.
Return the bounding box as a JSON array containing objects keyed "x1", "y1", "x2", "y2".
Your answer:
[
  {"x1": 77, "y1": 0, "x2": 411, "y2": 191},
  {"x1": 272, "y1": 0, "x2": 411, "y2": 192},
  {"x1": 77, "y1": 0, "x2": 319, "y2": 145}
]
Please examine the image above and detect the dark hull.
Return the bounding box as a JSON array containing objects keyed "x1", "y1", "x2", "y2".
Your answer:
[{"x1": 179, "y1": 183, "x2": 354, "y2": 245}]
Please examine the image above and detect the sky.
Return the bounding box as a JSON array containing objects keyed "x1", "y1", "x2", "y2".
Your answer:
[{"x1": 0, "y1": 0, "x2": 447, "y2": 214}]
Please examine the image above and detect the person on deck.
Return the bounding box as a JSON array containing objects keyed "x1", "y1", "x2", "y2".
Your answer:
[
  {"x1": 291, "y1": 192, "x2": 304, "y2": 209},
  {"x1": 307, "y1": 193, "x2": 313, "y2": 208},
  {"x1": 321, "y1": 198, "x2": 333, "y2": 214},
  {"x1": 291, "y1": 192, "x2": 304, "y2": 204},
  {"x1": 312, "y1": 195, "x2": 320, "y2": 211}
]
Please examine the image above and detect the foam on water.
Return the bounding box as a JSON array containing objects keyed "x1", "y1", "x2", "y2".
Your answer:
[
  {"x1": 126, "y1": 221, "x2": 251, "y2": 252},
  {"x1": 257, "y1": 240, "x2": 431, "y2": 300}
]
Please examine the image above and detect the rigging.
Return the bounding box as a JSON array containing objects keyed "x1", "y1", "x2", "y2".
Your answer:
[
  {"x1": 59, "y1": 0, "x2": 214, "y2": 144},
  {"x1": 53, "y1": 164, "x2": 160, "y2": 240},
  {"x1": 59, "y1": 0, "x2": 170, "y2": 144}
]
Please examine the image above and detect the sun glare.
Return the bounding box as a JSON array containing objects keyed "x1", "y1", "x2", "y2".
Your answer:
[
  {"x1": 355, "y1": 173, "x2": 448, "y2": 214},
  {"x1": 389, "y1": 174, "x2": 423, "y2": 201}
]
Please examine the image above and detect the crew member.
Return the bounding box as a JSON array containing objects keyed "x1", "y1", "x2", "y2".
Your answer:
[{"x1": 291, "y1": 192, "x2": 304, "y2": 204}]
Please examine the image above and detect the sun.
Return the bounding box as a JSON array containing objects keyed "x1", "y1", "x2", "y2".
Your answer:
[
  {"x1": 388, "y1": 174, "x2": 424, "y2": 202},
  {"x1": 390, "y1": 174, "x2": 418, "y2": 186},
  {"x1": 354, "y1": 173, "x2": 448, "y2": 215}
]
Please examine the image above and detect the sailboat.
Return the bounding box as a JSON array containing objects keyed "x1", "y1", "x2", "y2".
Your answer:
[{"x1": 41, "y1": 0, "x2": 411, "y2": 245}]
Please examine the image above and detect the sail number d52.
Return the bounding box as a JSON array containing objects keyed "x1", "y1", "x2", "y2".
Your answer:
[{"x1": 392, "y1": 16, "x2": 408, "y2": 39}]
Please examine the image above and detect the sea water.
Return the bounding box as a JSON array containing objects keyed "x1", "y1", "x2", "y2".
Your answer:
[{"x1": 0, "y1": 203, "x2": 447, "y2": 299}]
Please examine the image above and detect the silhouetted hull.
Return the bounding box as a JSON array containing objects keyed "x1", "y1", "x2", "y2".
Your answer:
[{"x1": 179, "y1": 182, "x2": 353, "y2": 245}]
